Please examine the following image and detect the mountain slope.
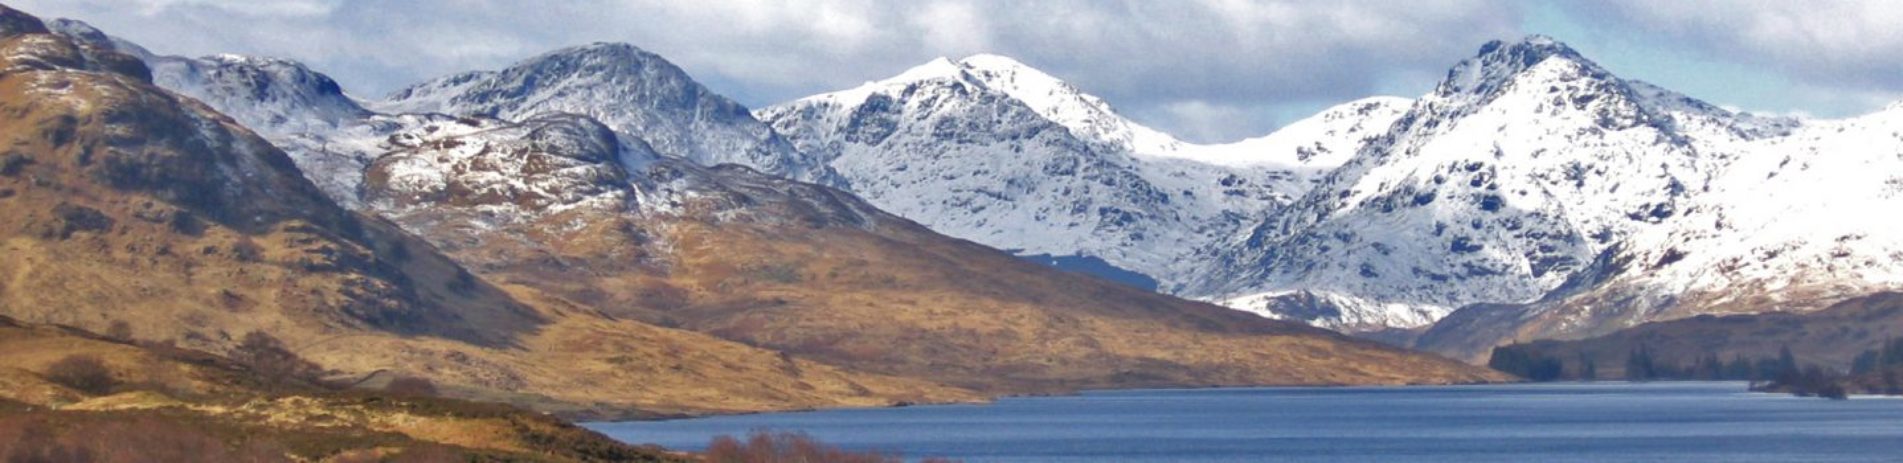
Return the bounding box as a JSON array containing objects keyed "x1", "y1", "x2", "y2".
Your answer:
[
  {"x1": 7, "y1": 10, "x2": 975, "y2": 418},
  {"x1": 374, "y1": 43, "x2": 835, "y2": 185},
  {"x1": 62, "y1": 20, "x2": 1505, "y2": 393},
  {"x1": 755, "y1": 56, "x2": 1406, "y2": 287},
  {"x1": 347, "y1": 111, "x2": 1506, "y2": 392},
  {"x1": 1181, "y1": 36, "x2": 1901, "y2": 364},
  {"x1": 1418, "y1": 101, "x2": 1903, "y2": 361},
  {"x1": 50, "y1": 18, "x2": 381, "y2": 206},
  {"x1": 1191, "y1": 36, "x2": 1811, "y2": 332}
]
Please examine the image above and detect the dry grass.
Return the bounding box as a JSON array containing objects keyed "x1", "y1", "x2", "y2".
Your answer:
[
  {"x1": 704, "y1": 431, "x2": 958, "y2": 463},
  {"x1": 0, "y1": 317, "x2": 684, "y2": 462}
]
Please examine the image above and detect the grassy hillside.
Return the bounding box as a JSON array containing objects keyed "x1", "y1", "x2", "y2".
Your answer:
[{"x1": 0, "y1": 316, "x2": 685, "y2": 462}]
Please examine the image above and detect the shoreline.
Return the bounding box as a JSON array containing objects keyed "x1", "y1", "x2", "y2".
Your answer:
[{"x1": 586, "y1": 376, "x2": 1517, "y2": 423}]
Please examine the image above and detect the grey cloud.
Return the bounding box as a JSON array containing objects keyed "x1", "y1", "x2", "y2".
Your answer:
[{"x1": 1563, "y1": 1, "x2": 1903, "y2": 92}]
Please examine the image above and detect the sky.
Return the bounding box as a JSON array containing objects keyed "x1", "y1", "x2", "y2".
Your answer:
[{"x1": 14, "y1": 0, "x2": 1903, "y2": 143}]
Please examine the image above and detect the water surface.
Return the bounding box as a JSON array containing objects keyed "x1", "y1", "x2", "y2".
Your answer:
[{"x1": 589, "y1": 382, "x2": 1903, "y2": 462}]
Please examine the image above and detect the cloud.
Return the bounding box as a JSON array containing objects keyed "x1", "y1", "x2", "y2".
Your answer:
[
  {"x1": 1134, "y1": 100, "x2": 1280, "y2": 144},
  {"x1": 113, "y1": 0, "x2": 343, "y2": 17},
  {"x1": 1563, "y1": 1, "x2": 1903, "y2": 92},
  {"x1": 11, "y1": 0, "x2": 1537, "y2": 141}
]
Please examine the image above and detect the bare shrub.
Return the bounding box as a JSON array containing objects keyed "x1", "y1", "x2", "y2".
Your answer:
[
  {"x1": 384, "y1": 376, "x2": 438, "y2": 398},
  {"x1": 704, "y1": 430, "x2": 950, "y2": 463},
  {"x1": 0, "y1": 413, "x2": 287, "y2": 463},
  {"x1": 105, "y1": 320, "x2": 134, "y2": 341},
  {"x1": 230, "y1": 331, "x2": 323, "y2": 386},
  {"x1": 231, "y1": 236, "x2": 264, "y2": 262},
  {"x1": 43, "y1": 354, "x2": 116, "y2": 395}
]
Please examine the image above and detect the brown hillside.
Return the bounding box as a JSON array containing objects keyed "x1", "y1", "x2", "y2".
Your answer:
[
  {"x1": 0, "y1": 316, "x2": 686, "y2": 462},
  {"x1": 0, "y1": 4, "x2": 973, "y2": 418}
]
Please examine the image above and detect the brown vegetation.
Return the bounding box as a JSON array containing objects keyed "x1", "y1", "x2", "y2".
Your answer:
[
  {"x1": 42, "y1": 355, "x2": 116, "y2": 395},
  {"x1": 384, "y1": 376, "x2": 439, "y2": 397},
  {"x1": 705, "y1": 431, "x2": 957, "y2": 463},
  {"x1": 0, "y1": 316, "x2": 685, "y2": 462}
]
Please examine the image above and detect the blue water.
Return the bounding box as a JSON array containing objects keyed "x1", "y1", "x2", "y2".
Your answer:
[{"x1": 588, "y1": 382, "x2": 1903, "y2": 462}]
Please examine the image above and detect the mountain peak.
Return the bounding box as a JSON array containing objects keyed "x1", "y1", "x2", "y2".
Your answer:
[
  {"x1": 0, "y1": 4, "x2": 47, "y2": 38},
  {"x1": 955, "y1": 53, "x2": 1072, "y2": 96},
  {"x1": 504, "y1": 42, "x2": 668, "y2": 75},
  {"x1": 378, "y1": 40, "x2": 826, "y2": 185},
  {"x1": 1436, "y1": 34, "x2": 1597, "y2": 101},
  {"x1": 1475, "y1": 35, "x2": 1576, "y2": 60},
  {"x1": 956, "y1": 53, "x2": 1033, "y2": 72},
  {"x1": 46, "y1": 18, "x2": 153, "y2": 59},
  {"x1": 554, "y1": 41, "x2": 648, "y2": 58},
  {"x1": 883, "y1": 56, "x2": 967, "y2": 84}
]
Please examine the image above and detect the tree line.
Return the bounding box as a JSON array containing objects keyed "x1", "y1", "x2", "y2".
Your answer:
[
  {"x1": 1491, "y1": 340, "x2": 1903, "y2": 400},
  {"x1": 1489, "y1": 344, "x2": 1806, "y2": 382}
]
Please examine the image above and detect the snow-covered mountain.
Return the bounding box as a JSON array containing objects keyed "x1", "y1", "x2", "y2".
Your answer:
[
  {"x1": 1195, "y1": 36, "x2": 1903, "y2": 341},
  {"x1": 67, "y1": 10, "x2": 1901, "y2": 356},
  {"x1": 53, "y1": 19, "x2": 370, "y2": 137},
  {"x1": 756, "y1": 55, "x2": 1407, "y2": 286},
  {"x1": 31, "y1": 16, "x2": 1506, "y2": 390},
  {"x1": 1464, "y1": 101, "x2": 1903, "y2": 350},
  {"x1": 48, "y1": 19, "x2": 382, "y2": 205},
  {"x1": 374, "y1": 43, "x2": 836, "y2": 185}
]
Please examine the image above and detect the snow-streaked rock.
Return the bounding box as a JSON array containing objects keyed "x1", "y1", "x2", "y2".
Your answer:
[
  {"x1": 1199, "y1": 35, "x2": 1903, "y2": 337},
  {"x1": 757, "y1": 55, "x2": 1405, "y2": 286},
  {"x1": 374, "y1": 43, "x2": 836, "y2": 185}
]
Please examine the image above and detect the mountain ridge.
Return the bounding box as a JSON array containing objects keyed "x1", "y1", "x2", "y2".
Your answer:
[
  {"x1": 41, "y1": 14, "x2": 1503, "y2": 404},
  {"x1": 374, "y1": 42, "x2": 838, "y2": 186},
  {"x1": 56, "y1": 3, "x2": 1898, "y2": 378},
  {"x1": 756, "y1": 53, "x2": 1406, "y2": 287},
  {"x1": 1185, "y1": 35, "x2": 1901, "y2": 364}
]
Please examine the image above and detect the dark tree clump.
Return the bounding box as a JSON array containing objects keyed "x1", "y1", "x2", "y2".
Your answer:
[
  {"x1": 44, "y1": 354, "x2": 117, "y2": 395},
  {"x1": 230, "y1": 331, "x2": 324, "y2": 386},
  {"x1": 384, "y1": 376, "x2": 438, "y2": 398}
]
